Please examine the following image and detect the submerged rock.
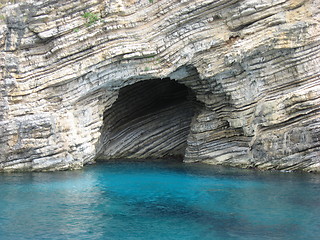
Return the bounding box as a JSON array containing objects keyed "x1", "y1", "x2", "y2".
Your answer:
[{"x1": 0, "y1": 0, "x2": 319, "y2": 172}]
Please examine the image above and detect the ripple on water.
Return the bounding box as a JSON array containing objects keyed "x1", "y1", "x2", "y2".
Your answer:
[{"x1": 0, "y1": 161, "x2": 319, "y2": 240}]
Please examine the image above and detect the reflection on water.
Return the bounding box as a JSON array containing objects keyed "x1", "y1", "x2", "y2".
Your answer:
[{"x1": 0, "y1": 162, "x2": 319, "y2": 240}]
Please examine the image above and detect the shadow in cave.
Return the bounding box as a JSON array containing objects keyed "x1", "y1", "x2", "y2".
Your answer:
[{"x1": 96, "y1": 78, "x2": 202, "y2": 162}]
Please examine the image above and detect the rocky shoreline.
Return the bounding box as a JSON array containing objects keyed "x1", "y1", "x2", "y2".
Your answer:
[{"x1": 0, "y1": 0, "x2": 319, "y2": 172}]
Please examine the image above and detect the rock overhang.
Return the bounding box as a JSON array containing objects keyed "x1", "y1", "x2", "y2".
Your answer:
[{"x1": 0, "y1": 0, "x2": 319, "y2": 172}]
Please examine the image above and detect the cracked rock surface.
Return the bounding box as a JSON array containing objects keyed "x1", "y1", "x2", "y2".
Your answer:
[{"x1": 0, "y1": 0, "x2": 319, "y2": 172}]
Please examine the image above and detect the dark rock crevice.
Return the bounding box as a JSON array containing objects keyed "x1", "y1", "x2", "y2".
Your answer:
[{"x1": 96, "y1": 78, "x2": 202, "y2": 161}]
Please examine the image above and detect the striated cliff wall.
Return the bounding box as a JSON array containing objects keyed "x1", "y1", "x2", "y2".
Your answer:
[{"x1": 0, "y1": 0, "x2": 319, "y2": 172}]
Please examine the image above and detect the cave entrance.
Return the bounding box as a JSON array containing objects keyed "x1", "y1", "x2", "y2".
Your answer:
[{"x1": 96, "y1": 78, "x2": 200, "y2": 162}]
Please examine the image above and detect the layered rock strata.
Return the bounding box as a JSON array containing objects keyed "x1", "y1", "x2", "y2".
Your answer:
[
  {"x1": 97, "y1": 78, "x2": 201, "y2": 160},
  {"x1": 0, "y1": 0, "x2": 319, "y2": 172}
]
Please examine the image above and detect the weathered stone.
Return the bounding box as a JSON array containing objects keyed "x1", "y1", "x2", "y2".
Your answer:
[{"x1": 0, "y1": 0, "x2": 319, "y2": 172}]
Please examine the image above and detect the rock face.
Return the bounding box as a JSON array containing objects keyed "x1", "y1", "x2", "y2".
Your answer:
[{"x1": 0, "y1": 0, "x2": 319, "y2": 172}]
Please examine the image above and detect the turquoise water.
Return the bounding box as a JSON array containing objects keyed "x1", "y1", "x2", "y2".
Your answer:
[{"x1": 0, "y1": 162, "x2": 319, "y2": 240}]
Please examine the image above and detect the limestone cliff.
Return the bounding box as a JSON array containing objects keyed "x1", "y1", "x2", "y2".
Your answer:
[{"x1": 0, "y1": 0, "x2": 319, "y2": 172}]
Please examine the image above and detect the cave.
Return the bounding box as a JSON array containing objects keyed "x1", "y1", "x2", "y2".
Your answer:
[{"x1": 96, "y1": 78, "x2": 200, "y2": 161}]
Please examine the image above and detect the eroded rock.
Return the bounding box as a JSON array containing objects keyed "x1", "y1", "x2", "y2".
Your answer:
[{"x1": 0, "y1": 0, "x2": 319, "y2": 172}]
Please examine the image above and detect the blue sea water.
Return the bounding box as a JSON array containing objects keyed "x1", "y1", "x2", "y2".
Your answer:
[{"x1": 0, "y1": 161, "x2": 319, "y2": 240}]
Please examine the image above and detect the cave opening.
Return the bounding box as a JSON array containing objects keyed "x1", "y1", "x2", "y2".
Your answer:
[{"x1": 96, "y1": 78, "x2": 201, "y2": 162}]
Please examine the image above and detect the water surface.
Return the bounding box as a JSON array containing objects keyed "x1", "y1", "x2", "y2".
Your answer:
[{"x1": 0, "y1": 161, "x2": 319, "y2": 240}]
